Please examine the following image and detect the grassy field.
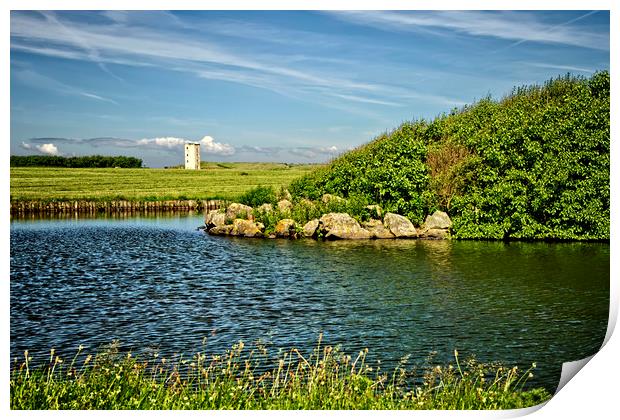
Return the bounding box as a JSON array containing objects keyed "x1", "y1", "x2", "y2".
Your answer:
[
  {"x1": 10, "y1": 162, "x2": 323, "y2": 202},
  {"x1": 11, "y1": 340, "x2": 551, "y2": 410}
]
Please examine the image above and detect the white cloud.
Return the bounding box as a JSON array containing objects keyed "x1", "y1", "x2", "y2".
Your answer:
[
  {"x1": 199, "y1": 136, "x2": 235, "y2": 156},
  {"x1": 319, "y1": 146, "x2": 339, "y2": 153},
  {"x1": 287, "y1": 145, "x2": 341, "y2": 159},
  {"x1": 21, "y1": 142, "x2": 60, "y2": 155},
  {"x1": 137, "y1": 136, "x2": 186, "y2": 149},
  {"x1": 136, "y1": 135, "x2": 235, "y2": 156},
  {"x1": 38, "y1": 143, "x2": 60, "y2": 155}
]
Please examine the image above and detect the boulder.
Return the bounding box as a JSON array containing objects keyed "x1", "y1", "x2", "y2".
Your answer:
[
  {"x1": 303, "y1": 219, "x2": 320, "y2": 237},
  {"x1": 208, "y1": 225, "x2": 234, "y2": 236},
  {"x1": 424, "y1": 211, "x2": 452, "y2": 230},
  {"x1": 383, "y1": 213, "x2": 418, "y2": 238},
  {"x1": 321, "y1": 194, "x2": 346, "y2": 204},
  {"x1": 275, "y1": 219, "x2": 297, "y2": 238},
  {"x1": 362, "y1": 219, "x2": 395, "y2": 239},
  {"x1": 277, "y1": 199, "x2": 293, "y2": 213},
  {"x1": 318, "y1": 213, "x2": 371, "y2": 240},
  {"x1": 257, "y1": 203, "x2": 273, "y2": 213},
  {"x1": 204, "y1": 210, "x2": 226, "y2": 228},
  {"x1": 231, "y1": 219, "x2": 263, "y2": 237}
]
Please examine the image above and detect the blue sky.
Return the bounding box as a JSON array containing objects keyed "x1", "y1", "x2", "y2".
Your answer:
[{"x1": 10, "y1": 10, "x2": 610, "y2": 167}]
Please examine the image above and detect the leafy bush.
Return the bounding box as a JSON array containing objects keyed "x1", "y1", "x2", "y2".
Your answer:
[
  {"x1": 291, "y1": 123, "x2": 430, "y2": 224},
  {"x1": 447, "y1": 72, "x2": 609, "y2": 240},
  {"x1": 238, "y1": 185, "x2": 278, "y2": 208},
  {"x1": 252, "y1": 207, "x2": 282, "y2": 235},
  {"x1": 288, "y1": 71, "x2": 610, "y2": 240},
  {"x1": 289, "y1": 200, "x2": 323, "y2": 224}
]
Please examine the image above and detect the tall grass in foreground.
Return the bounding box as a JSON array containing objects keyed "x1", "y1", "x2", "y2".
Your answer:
[{"x1": 11, "y1": 338, "x2": 551, "y2": 410}]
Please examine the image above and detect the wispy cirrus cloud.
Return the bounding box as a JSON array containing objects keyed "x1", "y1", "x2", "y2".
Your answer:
[
  {"x1": 38, "y1": 11, "x2": 125, "y2": 82},
  {"x1": 12, "y1": 68, "x2": 118, "y2": 105},
  {"x1": 329, "y1": 11, "x2": 608, "y2": 51},
  {"x1": 10, "y1": 11, "x2": 465, "y2": 112},
  {"x1": 328, "y1": 93, "x2": 402, "y2": 107},
  {"x1": 521, "y1": 62, "x2": 595, "y2": 74},
  {"x1": 11, "y1": 12, "x2": 372, "y2": 100}
]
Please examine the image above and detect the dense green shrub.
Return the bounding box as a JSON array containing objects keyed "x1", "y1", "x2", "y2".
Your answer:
[
  {"x1": 291, "y1": 122, "x2": 430, "y2": 224},
  {"x1": 448, "y1": 72, "x2": 609, "y2": 240},
  {"x1": 10, "y1": 155, "x2": 143, "y2": 168},
  {"x1": 289, "y1": 71, "x2": 610, "y2": 240},
  {"x1": 238, "y1": 185, "x2": 278, "y2": 207},
  {"x1": 252, "y1": 207, "x2": 282, "y2": 235}
]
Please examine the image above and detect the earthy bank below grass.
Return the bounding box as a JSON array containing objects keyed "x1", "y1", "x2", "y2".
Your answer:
[
  {"x1": 11, "y1": 340, "x2": 551, "y2": 410},
  {"x1": 289, "y1": 72, "x2": 610, "y2": 240},
  {"x1": 10, "y1": 162, "x2": 322, "y2": 203}
]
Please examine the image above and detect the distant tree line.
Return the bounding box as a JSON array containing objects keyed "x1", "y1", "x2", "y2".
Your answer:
[{"x1": 10, "y1": 155, "x2": 143, "y2": 168}]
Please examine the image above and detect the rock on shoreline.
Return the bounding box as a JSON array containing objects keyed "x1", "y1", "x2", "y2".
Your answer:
[
  {"x1": 203, "y1": 202, "x2": 452, "y2": 241},
  {"x1": 318, "y1": 213, "x2": 371, "y2": 240},
  {"x1": 383, "y1": 213, "x2": 418, "y2": 238}
]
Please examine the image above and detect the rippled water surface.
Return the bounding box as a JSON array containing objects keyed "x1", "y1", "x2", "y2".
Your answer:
[{"x1": 10, "y1": 213, "x2": 609, "y2": 391}]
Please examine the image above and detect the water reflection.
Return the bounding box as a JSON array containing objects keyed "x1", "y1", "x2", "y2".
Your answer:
[{"x1": 11, "y1": 209, "x2": 202, "y2": 223}]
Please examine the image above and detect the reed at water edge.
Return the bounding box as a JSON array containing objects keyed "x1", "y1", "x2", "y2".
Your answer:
[{"x1": 10, "y1": 336, "x2": 551, "y2": 410}]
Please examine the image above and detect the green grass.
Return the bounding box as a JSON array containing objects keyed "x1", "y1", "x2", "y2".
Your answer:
[
  {"x1": 11, "y1": 339, "x2": 551, "y2": 410},
  {"x1": 10, "y1": 162, "x2": 323, "y2": 202}
]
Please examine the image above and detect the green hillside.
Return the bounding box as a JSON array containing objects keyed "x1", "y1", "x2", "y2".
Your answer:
[{"x1": 289, "y1": 72, "x2": 609, "y2": 240}]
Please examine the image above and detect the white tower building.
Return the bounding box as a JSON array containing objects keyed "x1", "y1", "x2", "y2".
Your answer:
[{"x1": 184, "y1": 143, "x2": 201, "y2": 170}]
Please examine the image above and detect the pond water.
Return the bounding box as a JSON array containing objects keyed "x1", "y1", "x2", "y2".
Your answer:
[{"x1": 10, "y1": 213, "x2": 609, "y2": 392}]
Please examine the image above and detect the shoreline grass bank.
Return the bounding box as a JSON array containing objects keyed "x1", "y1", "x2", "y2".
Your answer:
[{"x1": 11, "y1": 340, "x2": 551, "y2": 410}]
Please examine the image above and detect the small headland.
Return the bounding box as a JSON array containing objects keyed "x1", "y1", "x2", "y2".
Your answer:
[{"x1": 202, "y1": 193, "x2": 451, "y2": 240}]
